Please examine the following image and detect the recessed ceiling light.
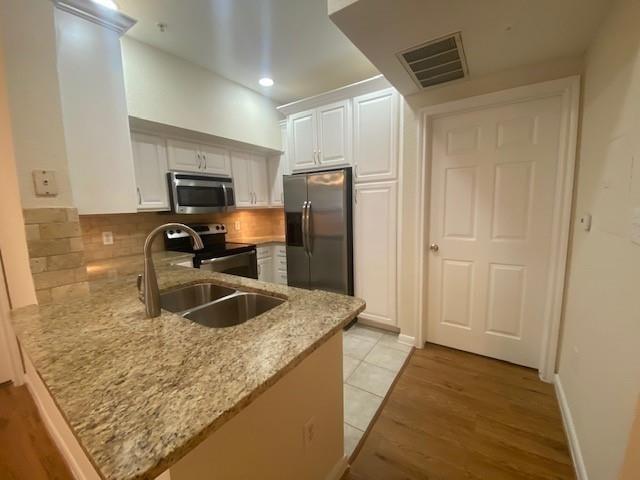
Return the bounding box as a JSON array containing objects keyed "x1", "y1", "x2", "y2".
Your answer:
[
  {"x1": 259, "y1": 77, "x2": 274, "y2": 87},
  {"x1": 92, "y1": 0, "x2": 119, "y2": 11}
]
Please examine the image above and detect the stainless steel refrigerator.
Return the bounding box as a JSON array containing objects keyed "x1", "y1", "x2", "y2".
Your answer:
[{"x1": 283, "y1": 168, "x2": 353, "y2": 295}]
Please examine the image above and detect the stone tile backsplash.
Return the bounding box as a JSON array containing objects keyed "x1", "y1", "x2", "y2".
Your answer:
[
  {"x1": 23, "y1": 208, "x2": 88, "y2": 305},
  {"x1": 22, "y1": 207, "x2": 284, "y2": 305},
  {"x1": 79, "y1": 209, "x2": 284, "y2": 262}
]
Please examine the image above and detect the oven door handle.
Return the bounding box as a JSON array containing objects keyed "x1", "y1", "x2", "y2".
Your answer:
[{"x1": 200, "y1": 251, "x2": 254, "y2": 264}]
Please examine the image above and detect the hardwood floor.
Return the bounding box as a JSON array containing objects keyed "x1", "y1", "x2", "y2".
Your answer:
[
  {"x1": 344, "y1": 343, "x2": 575, "y2": 480},
  {"x1": 0, "y1": 383, "x2": 73, "y2": 480}
]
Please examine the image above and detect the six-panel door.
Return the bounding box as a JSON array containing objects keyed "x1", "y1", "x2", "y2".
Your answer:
[{"x1": 427, "y1": 95, "x2": 564, "y2": 368}]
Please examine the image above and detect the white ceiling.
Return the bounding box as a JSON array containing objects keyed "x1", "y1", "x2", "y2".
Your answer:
[
  {"x1": 116, "y1": 0, "x2": 379, "y2": 104},
  {"x1": 329, "y1": 0, "x2": 611, "y2": 96}
]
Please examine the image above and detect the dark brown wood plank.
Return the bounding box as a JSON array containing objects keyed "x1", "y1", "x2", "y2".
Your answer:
[
  {"x1": 0, "y1": 384, "x2": 73, "y2": 480},
  {"x1": 346, "y1": 344, "x2": 575, "y2": 480}
]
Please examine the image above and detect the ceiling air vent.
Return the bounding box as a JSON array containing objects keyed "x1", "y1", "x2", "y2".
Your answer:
[{"x1": 397, "y1": 32, "x2": 468, "y2": 89}]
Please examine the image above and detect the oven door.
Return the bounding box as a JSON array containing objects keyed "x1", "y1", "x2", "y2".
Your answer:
[
  {"x1": 169, "y1": 172, "x2": 235, "y2": 214},
  {"x1": 198, "y1": 251, "x2": 258, "y2": 279}
]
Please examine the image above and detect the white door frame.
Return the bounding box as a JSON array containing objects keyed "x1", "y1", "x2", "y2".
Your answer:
[{"x1": 415, "y1": 76, "x2": 580, "y2": 382}]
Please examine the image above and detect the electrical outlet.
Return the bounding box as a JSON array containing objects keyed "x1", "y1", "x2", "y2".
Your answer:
[
  {"x1": 234, "y1": 221, "x2": 241, "y2": 231},
  {"x1": 303, "y1": 417, "x2": 316, "y2": 452},
  {"x1": 102, "y1": 231, "x2": 114, "y2": 245}
]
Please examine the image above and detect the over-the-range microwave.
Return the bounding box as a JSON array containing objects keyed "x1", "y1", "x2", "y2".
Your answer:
[{"x1": 168, "y1": 171, "x2": 235, "y2": 214}]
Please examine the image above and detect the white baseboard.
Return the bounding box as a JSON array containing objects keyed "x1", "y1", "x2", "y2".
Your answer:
[
  {"x1": 326, "y1": 455, "x2": 348, "y2": 480},
  {"x1": 398, "y1": 334, "x2": 417, "y2": 347},
  {"x1": 554, "y1": 374, "x2": 588, "y2": 480}
]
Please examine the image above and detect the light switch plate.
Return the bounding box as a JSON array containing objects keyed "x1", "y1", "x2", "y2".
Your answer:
[
  {"x1": 631, "y1": 207, "x2": 640, "y2": 245},
  {"x1": 32, "y1": 170, "x2": 58, "y2": 196},
  {"x1": 102, "y1": 232, "x2": 114, "y2": 245}
]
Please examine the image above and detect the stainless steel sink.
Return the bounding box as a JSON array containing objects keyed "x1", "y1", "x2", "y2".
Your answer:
[
  {"x1": 159, "y1": 283, "x2": 236, "y2": 313},
  {"x1": 184, "y1": 293, "x2": 284, "y2": 328}
]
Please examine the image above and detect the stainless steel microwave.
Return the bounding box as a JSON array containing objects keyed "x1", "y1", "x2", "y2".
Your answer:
[{"x1": 168, "y1": 171, "x2": 235, "y2": 214}]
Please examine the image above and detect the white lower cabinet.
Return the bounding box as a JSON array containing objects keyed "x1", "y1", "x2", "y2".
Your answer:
[
  {"x1": 354, "y1": 181, "x2": 397, "y2": 327},
  {"x1": 256, "y1": 243, "x2": 287, "y2": 285},
  {"x1": 257, "y1": 256, "x2": 274, "y2": 283},
  {"x1": 131, "y1": 132, "x2": 170, "y2": 211}
]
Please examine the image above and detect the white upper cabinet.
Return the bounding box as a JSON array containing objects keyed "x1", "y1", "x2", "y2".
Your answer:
[
  {"x1": 288, "y1": 100, "x2": 352, "y2": 172},
  {"x1": 231, "y1": 152, "x2": 253, "y2": 207},
  {"x1": 231, "y1": 152, "x2": 270, "y2": 208},
  {"x1": 289, "y1": 110, "x2": 316, "y2": 171},
  {"x1": 167, "y1": 139, "x2": 231, "y2": 176},
  {"x1": 199, "y1": 143, "x2": 232, "y2": 176},
  {"x1": 131, "y1": 133, "x2": 170, "y2": 211},
  {"x1": 268, "y1": 121, "x2": 288, "y2": 206},
  {"x1": 354, "y1": 181, "x2": 397, "y2": 327},
  {"x1": 167, "y1": 139, "x2": 201, "y2": 171},
  {"x1": 353, "y1": 89, "x2": 398, "y2": 182},
  {"x1": 250, "y1": 154, "x2": 270, "y2": 207},
  {"x1": 317, "y1": 100, "x2": 351, "y2": 167}
]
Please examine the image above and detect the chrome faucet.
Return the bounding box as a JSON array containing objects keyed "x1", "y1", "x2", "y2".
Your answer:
[{"x1": 140, "y1": 223, "x2": 204, "y2": 318}]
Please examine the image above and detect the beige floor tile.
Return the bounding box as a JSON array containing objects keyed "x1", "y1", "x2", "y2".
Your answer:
[
  {"x1": 343, "y1": 384, "x2": 383, "y2": 431},
  {"x1": 345, "y1": 324, "x2": 385, "y2": 342},
  {"x1": 343, "y1": 335, "x2": 376, "y2": 360},
  {"x1": 364, "y1": 344, "x2": 410, "y2": 373},
  {"x1": 344, "y1": 422, "x2": 364, "y2": 457},
  {"x1": 343, "y1": 355, "x2": 361, "y2": 381},
  {"x1": 347, "y1": 361, "x2": 397, "y2": 397}
]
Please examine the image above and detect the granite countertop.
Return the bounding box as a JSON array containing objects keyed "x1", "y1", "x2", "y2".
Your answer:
[
  {"x1": 86, "y1": 251, "x2": 194, "y2": 281},
  {"x1": 10, "y1": 264, "x2": 365, "y2": 480},
  {"x1": 229, "y1": 234, "x2": 286, "y2": 245}
]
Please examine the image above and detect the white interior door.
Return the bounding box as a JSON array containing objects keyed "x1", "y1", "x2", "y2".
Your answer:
[{"x1": 427, "y1": 95, "x2": 563, "y2": 368}]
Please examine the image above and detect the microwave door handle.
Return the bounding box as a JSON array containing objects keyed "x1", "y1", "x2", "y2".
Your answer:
[{"x1": 221, "y1": 184, "x2": 228, "y2": 208}]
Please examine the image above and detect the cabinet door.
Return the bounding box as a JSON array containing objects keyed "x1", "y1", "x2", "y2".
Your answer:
[
  {"x1": 258, "y1": 256, "x2": 274, "y2": 282},
  {"x1": 251, "y1": 155, "x2": 270, "y2": 207},
  {"x1": 354, "y1": 181, "x2": 397, "y2": 326},
  {"x1": 167, "y1": 139, "x2": 201, "y2": 172},
  {"x1": 317, "y1": 99, "x2": 351, "y2": 167},
  {"x1": 289, "y1": 110, "x2": 316, "y2": 171},
  {"x1": 199, "y1": 143, "x2": 231, "y2": 176},
  {"x1": 131, "y1": 133, "x2": 170, "y2": 211},
  {"x1": 353, "y1": 89, "x2": 398, "y2": 182},
  {"x1": 231, "y1": 152, "x2": 253, "y2": 207}
]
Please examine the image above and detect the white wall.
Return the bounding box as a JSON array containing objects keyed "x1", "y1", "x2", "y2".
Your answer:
[
  {"x1": 0, "y1": 0, "x2": 74, "y2": 208},
  {"x1": 55, "y1": 9, "x2": 138, "y2": 214},
  {"x1": 397, "y1": 56, "x2": 584, "y2": 340},
  {"x1": 121, "y1": 37, "x2": 282, "y2": 151},
  {"x1": 557, "y1": 0, "x2": 640, "y2": 478}
]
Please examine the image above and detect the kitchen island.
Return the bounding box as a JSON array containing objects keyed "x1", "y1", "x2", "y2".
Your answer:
[{"x1": 10, "y1": 260, "x2": 365, "y2": 480}]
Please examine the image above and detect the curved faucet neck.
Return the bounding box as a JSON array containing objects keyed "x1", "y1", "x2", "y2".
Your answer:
[{"x1": 142, "y1": 223, "x2": 204, "y2": 318}]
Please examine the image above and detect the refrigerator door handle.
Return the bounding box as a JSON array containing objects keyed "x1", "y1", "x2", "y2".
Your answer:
[
  {"x1": 306, "y1": 201, "x2": 313, "y2": 256},
  {"x1": 301, "y1": 200, "x2": 309, "y2": 255}
]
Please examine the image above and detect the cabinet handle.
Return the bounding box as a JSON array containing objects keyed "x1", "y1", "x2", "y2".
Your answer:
[
  {"x1": 203, "y1": 154, "x2": 207, "y2": 170},
  {"x1": 355, "y1": 164, "x2": 359, "y2": 177},
  {"x1": 137, "y1": 187, "x2": 142, "y2": 205},
  {"x1": 196, "y1": 153, "x2": 202, "y2": 169},
  {"x1": 317, "y1": 149, "x2": 321, "y2": 163}
]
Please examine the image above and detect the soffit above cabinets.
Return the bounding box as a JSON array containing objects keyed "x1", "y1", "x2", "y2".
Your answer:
[
  {"x1": 115, "y1": 0, "x2": 380, "y2": 103},
  {"x1": 329, "y1": 0, "x2": 610, "y2": 96}
]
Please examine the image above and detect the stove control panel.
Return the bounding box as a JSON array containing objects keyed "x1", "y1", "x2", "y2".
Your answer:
[{"x1": 165, "y1": 223, "x2": 227, "y2": 239}]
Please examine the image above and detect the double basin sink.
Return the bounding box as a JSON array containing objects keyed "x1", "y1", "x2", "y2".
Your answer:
[{"x1": 159, "y1": 283, "x2": 284, "y2": 328}]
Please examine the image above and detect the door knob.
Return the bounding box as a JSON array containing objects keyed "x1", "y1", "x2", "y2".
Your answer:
[{"x1": 429, "y1": 243, "x2": 439, "y2": 252}]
